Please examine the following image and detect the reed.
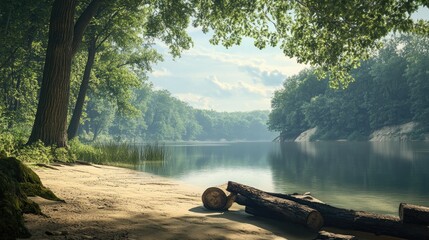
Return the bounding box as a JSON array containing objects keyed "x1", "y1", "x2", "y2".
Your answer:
[{"x1": 71, "y1": 140, "x2": 168, "y2": 166}]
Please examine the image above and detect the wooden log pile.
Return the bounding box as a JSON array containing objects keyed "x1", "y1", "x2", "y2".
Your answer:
[{"x1": 201, "y1": 181, "x2": 429, "y2": 240}]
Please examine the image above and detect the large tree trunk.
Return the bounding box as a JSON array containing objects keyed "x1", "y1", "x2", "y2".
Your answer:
[
  {"x1": 27, "y1": 0, "x2": 103, "y2": 146},
  {"x1": 67, "y1": 38, "x2": 96, "y2": 140},
  {"x1": 27, "y1": 0, "x2": 77, "y2": 147}
]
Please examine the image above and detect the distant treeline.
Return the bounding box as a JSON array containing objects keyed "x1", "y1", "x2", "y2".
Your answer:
[
  {"x1": 268, "y1": 35, "x2": 429, "y2": 141},
  {"x1": 81, "y1": 88, "x2": 276, "y2": 142}
]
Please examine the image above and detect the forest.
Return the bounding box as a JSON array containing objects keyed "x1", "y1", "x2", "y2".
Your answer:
[
  {"x1": 0, "y1": 0, "x2": 275, "y2": 145},
  {"x1": 268, "y1": 35, "x2": 429, "y2": 141},
  {"x1": 2, "y1": 1, "x2": 429, "y2": 239}
]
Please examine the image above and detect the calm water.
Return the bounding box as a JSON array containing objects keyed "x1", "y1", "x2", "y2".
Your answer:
[{"x1": 135, "y1": 141, "x2": 429, "y2": 215}]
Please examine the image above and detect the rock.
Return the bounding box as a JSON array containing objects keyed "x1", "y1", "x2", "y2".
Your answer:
[
  {"x1": 369, "y1": 122, "x2": 419, "y2": 141},
  {"x1": 295, "y1": 127, "x2": 317, "y2": 142}
]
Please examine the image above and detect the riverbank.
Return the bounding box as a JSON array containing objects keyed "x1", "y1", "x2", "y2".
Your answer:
[{"x1": 22, "y1": 164, "x2": 313, "y2": 240}]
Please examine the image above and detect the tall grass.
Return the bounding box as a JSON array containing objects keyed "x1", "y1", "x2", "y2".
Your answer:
[{"x1": 70, "y1": 140, "x2": 168, "y2": 167}]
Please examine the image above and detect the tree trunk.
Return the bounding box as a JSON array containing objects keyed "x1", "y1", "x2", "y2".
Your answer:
[
  {"x1": 227, "y1": 181, "x2": 324, "y2": 231},
  {"x1": 27, "y1": 0, "x2": 77, "y2": 147},
  {"x1": 67, "y1": 38, "x2": 96, "y2": 140},
  {"x1": 399, "y1": 202, "x2": 429, "y2": 225},
  {"x1": 233, "y1": 185, "x2": 429, "y2": 240}
]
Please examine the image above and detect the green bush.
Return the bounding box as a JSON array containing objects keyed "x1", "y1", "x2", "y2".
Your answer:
[
  {"x1": 0, "y1": 133, "x2": 18, "y2": 157},
  {"x1": 16, "y1": 141, "x2": 53, "y2": 164}
]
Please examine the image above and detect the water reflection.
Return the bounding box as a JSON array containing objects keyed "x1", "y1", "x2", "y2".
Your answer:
[
  {"x1": 133, "y1": 141, "x2": 429, "y2": 215},
  {"x1": 269, "y1": 142, "x2": 429, "y2": 214}
]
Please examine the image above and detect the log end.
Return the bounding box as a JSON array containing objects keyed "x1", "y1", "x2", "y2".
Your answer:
[
  {"x1": 306, "y1": 211, "x2": 324, "y2": 231},
  {"x1": 399, "y1": 202, "x2": 406, "y2": 221},
  {"x1": 399, "y1": 202, "x2": 429, "y2": 225},
  {"x1": 202, "y1": 187, "x2": 227, "y2": 211}
]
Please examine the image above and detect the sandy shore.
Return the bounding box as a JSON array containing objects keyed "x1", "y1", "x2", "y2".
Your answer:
[{"x1": 21, "y1": 163, "x2": 317, "y2": 240}]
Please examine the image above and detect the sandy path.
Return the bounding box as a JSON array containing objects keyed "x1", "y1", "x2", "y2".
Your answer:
[{"x1": 21, "y1": 164, "x2": 315, "y2": 240}]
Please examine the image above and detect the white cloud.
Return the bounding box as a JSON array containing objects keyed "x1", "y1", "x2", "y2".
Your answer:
[
  {"x1": 184, "y1": 45, "x2": 306, "y2": 77},
  {"x1": 150, "y1": 68, "x2": 172, "y2": 78},
  {"x1": 173, "y1": 93, "x2": 214, "y2": 110},
  {"x1": 208, "y1": 75, "x2": 234, "y2": 91},
  {"x1": 238, "y1": 81, "x2": 272, "y2": 97}
]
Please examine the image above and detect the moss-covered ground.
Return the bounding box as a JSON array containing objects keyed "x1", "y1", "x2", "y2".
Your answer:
[{"x1": 0, "y1": 157, "x2": 62, "y2": 239}]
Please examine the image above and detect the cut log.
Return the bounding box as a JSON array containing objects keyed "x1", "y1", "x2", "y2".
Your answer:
[
  {"x1": 201, "y1": 187, "x2": 236, "y2": 211},
  {"x1": 227, "y1": 181, "x2": 324, "y2": 231},
  {"x1": 230, "y1": 182, "x2": 429, "y2": 240},
  {"x1": 399, "y1": 202, "x2": 429, "y2": 225},
  {"x1": 245, "y1": 205, "x2": 284, "y2": 220},
  {"x1": 314, "y1": 231, "x2": 357, "y2": 240}
]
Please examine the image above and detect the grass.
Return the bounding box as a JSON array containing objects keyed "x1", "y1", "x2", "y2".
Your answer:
[{"x1": 70, "y1": 140, "x2": 168, "y2": 167}]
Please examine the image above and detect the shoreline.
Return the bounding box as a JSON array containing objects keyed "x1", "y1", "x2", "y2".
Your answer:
[{"x1": 22, "y1": 163, "x2": 313, "y2": 240}]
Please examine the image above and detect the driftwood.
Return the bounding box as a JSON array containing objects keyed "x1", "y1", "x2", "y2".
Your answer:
[
  {"x1": 201, "y1": 187, "x2": 236, "y2": 210},
  {"x1": 399, "y1": 202, "x2": 429, "y2": 225},
  {"x1": 314, "y1": 231, "x2": 357, "y2": 240},
  {"x1": 227, "y1": 181, "x2": 324, "y2": 231},
  {"x1": 228, "y1": 182, "x2": 429, "y2": 240}
]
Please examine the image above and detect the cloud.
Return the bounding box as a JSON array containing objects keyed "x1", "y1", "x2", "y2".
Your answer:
[
  {"x1": 238, "y1": 81, "x2": 271, "y2": 96},
  {"x1": 173, "y1": 93, "x2": 214, "y2": 110},
  {"x1": 184, "y1": 44, "x2": 307, "y2": 77},
  {"x1": 147, "y1": 29, "x2": 308, "y2": 112},
  {"x1": 242, "y1": 66, "x2": 286, "y2": 86},
  {"x1": 150, "y1": 68, "x2": 172, "y2": 78},
  {"x1": 204, "y1": 75, "x2": 271, "y2": 97},
  {"x1": 208, "y1": 75, "x2": 234, "y2": 91}
]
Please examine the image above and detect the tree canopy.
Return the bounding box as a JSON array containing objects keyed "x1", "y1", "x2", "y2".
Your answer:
[
  {"x1": 268, "y1": 35, "x2": 429, "y2": 141},
  {"x1": 192, "y1": 0, "x2": 429, "y2": 87}
]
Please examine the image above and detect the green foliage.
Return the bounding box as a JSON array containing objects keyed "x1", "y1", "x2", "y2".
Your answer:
[
  {"x1": 16, "y1": 141, "x2": 52, "y2": 164},
  {"x1": 192, "y1": 0, "x2": 428, "y2": 86},
  {"x1": 0, "y1": 139, "x2": 76, "y2": 164},
  {"x1": 268, "y1": 69, "x2": 327, "y2": 140},
  {"x1": 269, "y1": 35, "x2": 429, "y2": 141},
  {"x1": 53, "y1": 147, "x2": 76, "y2": 163},
  {"x1": 0, "y1": 133, "x2": 19, "y2": 157}
]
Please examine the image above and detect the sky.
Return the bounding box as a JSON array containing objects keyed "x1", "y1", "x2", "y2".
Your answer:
[
  {"x1": 148, "y1": 29, "x2": 307, "y2": 112},
  {"x1": 148, "y1": 7, "x2": 429, "y2": 113}
]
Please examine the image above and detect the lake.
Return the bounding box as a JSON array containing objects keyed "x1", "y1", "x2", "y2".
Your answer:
[{"x1": 135, "y1": 141, "x2": 429, "y2": 216}]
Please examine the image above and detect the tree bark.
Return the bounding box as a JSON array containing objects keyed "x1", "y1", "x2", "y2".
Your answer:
[
  {"x1": 28, "y1": 0, "x2": 103, "y2": 146},
  {"x1": 233, "y1": 185, "x2": 429, "y2": 240},
  {"x1": 71, "y1": 0, "x2": 104, "y2": 56},
  {"x1": 227, "y1": 181, "x2": 324, "y2": 231},
  {"x1": 399, "y1": 202, "x2": 429, "y2": 225},
  {"x1": 67, "y1": 37, "x2": 96, "y2": 140},
  {"x1": 314, "y1": 231, "x2": 357, "y2": 240},
  {"x1": 27, "y1": 0, "x2": 77, "y2": 147}
]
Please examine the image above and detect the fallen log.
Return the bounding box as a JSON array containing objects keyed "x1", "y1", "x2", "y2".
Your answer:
[
  {"x1": 399, "y1": 202, "x2": 429, "y2": 225},
  {"x1": 229, "y1": 182, "x2": 429, "y2": 240},
  {"x1": 201, "y1": 187, "x2": 236, "y2": 211},
  {"x1": 314, "y1": 231, "x2": 357, "y2": 240},
  {"x1": 227, "y1": 181, "x2": 324, "y2": 231}
]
